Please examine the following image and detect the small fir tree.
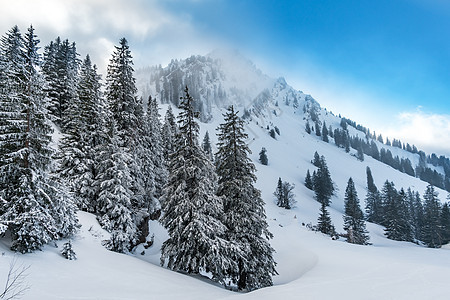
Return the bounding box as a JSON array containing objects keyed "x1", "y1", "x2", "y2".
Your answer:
[
  {"x1": 274, "y1": 178, "x2": 295, "y2": 209},
  {"x1": 202, "y1": 131, "x2": 213, "y2": 160},
  {"x1": 312, "y1": 156, "x2": 334, "y2": 206},
  {"x1": 305, "y1": 121, "x2": 311, "y2": 134},
  {"x1": 315, "y1": 122, "x2": 321, "y2": 137},
  {"x1": 422, "y1": 185, "x2": 442, "y2": 248},
  {"x1": 61, "y1": 240, "x2": 77, "y2": 260},
  {"x1": 317, "y1": 203, "x2": 336, "y2": 237},
  {"x1": 322, "y1": 122, "x2": 328, "y2": 142},
  {"x1": 259, "y1": 147, "x2": 268, "y2": 165},
  {"x1": 440, "y1": 202, "x2": 450, "y2": 245},
  {"x1": 343, "y1": 178, "x2": 370, "y2": 245},
  {"x1": 312, "y1": 151, "x2": 321, "y2": 167},
  {"x1": 365, "y1": 167, "x2": 383, "y2": 224},
  {"x1": 305, "y1": 169, "x2": 313, "y2": 190}
]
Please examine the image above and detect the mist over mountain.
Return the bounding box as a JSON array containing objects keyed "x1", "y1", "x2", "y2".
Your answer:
[{"x1": 136, "y1": 50, "x2": 450, "y2": 194}]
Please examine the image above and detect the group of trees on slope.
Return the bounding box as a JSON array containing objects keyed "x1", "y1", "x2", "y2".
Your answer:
[
  {"x1": 305, "y1": 152, "x2": 450, "y2": 248},
  {"x1": 0, "y1": 25, "x2": 276, "y2": 291},
  {"x1": 305, "y1": 110, "x2": 450, "y2": 192}
]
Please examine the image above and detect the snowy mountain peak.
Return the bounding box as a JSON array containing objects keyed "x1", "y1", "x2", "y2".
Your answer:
[{"x1": 136, "y1": 51, "x2": 309, "y2": 121}]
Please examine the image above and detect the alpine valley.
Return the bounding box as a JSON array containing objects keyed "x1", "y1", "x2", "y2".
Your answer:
[{"x1": 1, "y1": 42, "x2": 449, "y2": 300}]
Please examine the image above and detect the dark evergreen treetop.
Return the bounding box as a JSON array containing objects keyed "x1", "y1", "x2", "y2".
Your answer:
[
  {"x1": 202, "y1": 131, "x2": 213, "y2": 160},
  {"x1": 305, "y1": 169, "x2": 313, "y2": 190},
  {"x1": 259, "y1": 147, "x2": 268, "y2": 165},
  {"x1": 105, "y1": 38, "x2": 140, "y2": 143}
]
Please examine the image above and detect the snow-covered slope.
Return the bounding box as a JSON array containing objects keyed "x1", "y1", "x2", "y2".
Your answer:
[{"x1": 1, "y1": 54, "x2": 450, "y2": 300}]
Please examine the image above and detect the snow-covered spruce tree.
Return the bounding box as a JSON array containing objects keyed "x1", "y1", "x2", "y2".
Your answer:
[
  {"x1": 356, "y1": 144, "x2": 364, "y2": 161},
  {"x1": 104, "y1": 37, "x2": 150, "y2": 242},
  {"x1": 259, "y1": 147, "x2": 268, "y2": 165},
  {"x1": 343, "y1": 178, "x2": 370, "y2": 245},
  {"x1": 61, "y1": 239, "x2": 76, "y2": 260},
  {"x1": 161, "y1": 105, "x2": 177, "y2": 160},
  {"x1": 42, "y1": 37, "x2": 79, "y2": 129},
  {"x1": 317, "y1": 203, "x2": 336, "y2": 237},
  {"x1": 58, "y1": 54, "x2": 105, "y2": 211},
  {"x1": 315, "y1": 121, "x2": 321, "y2": 137},
  {"x1": 141, "y1": 95, "x2": 167, "y2": 204},
  {"x1": 312, "y1": 151, "x2": 321, "y2": 167},
  {"x1": 305, "y1": 169, "x2": 313, "y2": 190},
  {"x1": 105, "y1": 37, "x2": 141, "y2": 145},
  {"x1": 274, "y1": 178, "x2": 295, "y2": 209},
  {"x1": 407, "y1": 189, "x2": 424, "y2": 242},
  {"x1": 382, "y1": 183, "x2": 413, "y2": 242},
  {"x1": 422, "y1": 185, "x2": 442, "y2": 248},
  {"x1": 274, "y1": 178, "x2": 283, "y2": 207},
  {"x1": 305, "y1": 121, "x2": 311, "y2": 134},
  {"x1": 365, "y1": 166, "x2": 383, "y2": 224},
  {"x1": 215, "y1": 105, "x2": 276, "y2": 291},
  {"x1": 96, "y1": 121, "x2": 138, "y2": 253},
  {"x1": 312, "y1": 155, "x2": 334, "y2": 206},
  {"x1": 160, "y1": 87, "x2": 236, "y2": 285},
  {"x1": 0, "y1": 26, "x2": 78, "y2": 252},
  {"x1": 322, "y1": 122, "x2": 328, "y2": 142},
  {"x1": 440, "y1": 202, "x2": 450, "y2": 245},
  {"x1": 201, "y1": 131, "x2": 213, "y2": 161}
]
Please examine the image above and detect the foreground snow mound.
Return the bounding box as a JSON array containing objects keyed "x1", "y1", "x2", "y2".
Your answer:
[{"x1": 0, "y1": 212, "x2": 232, "y2": 300}]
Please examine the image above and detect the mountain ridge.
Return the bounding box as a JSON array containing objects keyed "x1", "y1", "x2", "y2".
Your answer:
[{"x1": 136, "y1": 51, "x2": 450, "y2": 193}]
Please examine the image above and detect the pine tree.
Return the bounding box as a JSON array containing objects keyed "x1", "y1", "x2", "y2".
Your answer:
[
  {"x1": 274, "y1": 178, "x2": 295, "y2": 209},
  {"x1": 202, "y1": 131, "x2": 213, "y2": 160},
  {"x1": 160, "y1": 87, "x2": 235, "y2": 285},
  {"x1": 281, "y1": 181, "x2": 295, "y2": 209},
  {"x1": 305, "y1": 121, "x2": 311, "y2": 134},
  {"x1": 144, "y1": 96, "x2": 167, "y2": 201},
  {"x1": 0, "y1": 26, "x2": 78, "y2": 252},
  {"x1": 305, "y1": 169, "x2": 313, "y2": 190},
  {"x1": 343, "y1": 178, "x2": 370, "y2": 245},
  {"x1": 61, "y1": 240, "x2": 77, "y2": 260},
  {"x1": 105, "y1": 37, "x2": 141, "y2": 146},
  {"x1": 407, "y1": 189, "x2": 424, "y2": 241},
  {"x1": 312, "y1": 156, "x2": 334, "y2": 206},
  {"x1": 259, "y1": 147, "x2": 268, "y2": 165},
  {"x1": 315, "y1": 122, "x2": 321, "y2": 137},
  {"x1": 312, "y1": 151, "x2": 321, "y2": 167},
  {"x1": 365, "y1": 167, "x2": 383, "y2": 224},
  {"x1": 215, "y1": 105, "x2": 276, "y2": 291},
  {"x1": 317, "y1": 203, "x2": 336, "y2": 237},
  {"x1": 274, "y1": 177, "x2": 283, "y2": 206},
  {"x1": 383, "y1": 184, "x2": 413, "y2": 242},
  {"x1": 422, "y1": 185, "x2": 442, "y2": 247},
  {"x1": 356, "y1": 144, "x2": 364, "y2": 161},
  {"x1": 161, "y1": 105, "x2": 177, "y2": 160},
  {"x1": 42, "y1": 37, "x2": 79, "y2": 128},
  {"x1": 58, "y1": 54, "x2": 105, "y2": 211},
  {"x1": 96, "y1": 122, "x2": 137, "y2": 253},
  {"x1": 440, "y1": 202, "x2": 450, "y2": 245},
  {"x1": 322, "y1": 122, "x2": 328, "y2": 142},
  {"x1": 104, "y1": 38, "x2": 148, "y2": 245}
]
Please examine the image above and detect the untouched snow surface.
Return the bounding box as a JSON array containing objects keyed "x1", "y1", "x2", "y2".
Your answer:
[{"x1": 1, "y1": 102, "x2": 450, "y2": 300}]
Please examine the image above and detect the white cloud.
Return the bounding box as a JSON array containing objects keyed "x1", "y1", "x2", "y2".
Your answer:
[
  {"x1": 0, "y1": 0, "x2": 222, "y2": 75},
  {"x1": 382, "y1": 109, "x2": 450, "y2": 156}
]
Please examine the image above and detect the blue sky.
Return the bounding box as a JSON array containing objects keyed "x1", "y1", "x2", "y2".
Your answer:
[{"x1": 1, "y1": 0, "x2": 450, "y2": 155}]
